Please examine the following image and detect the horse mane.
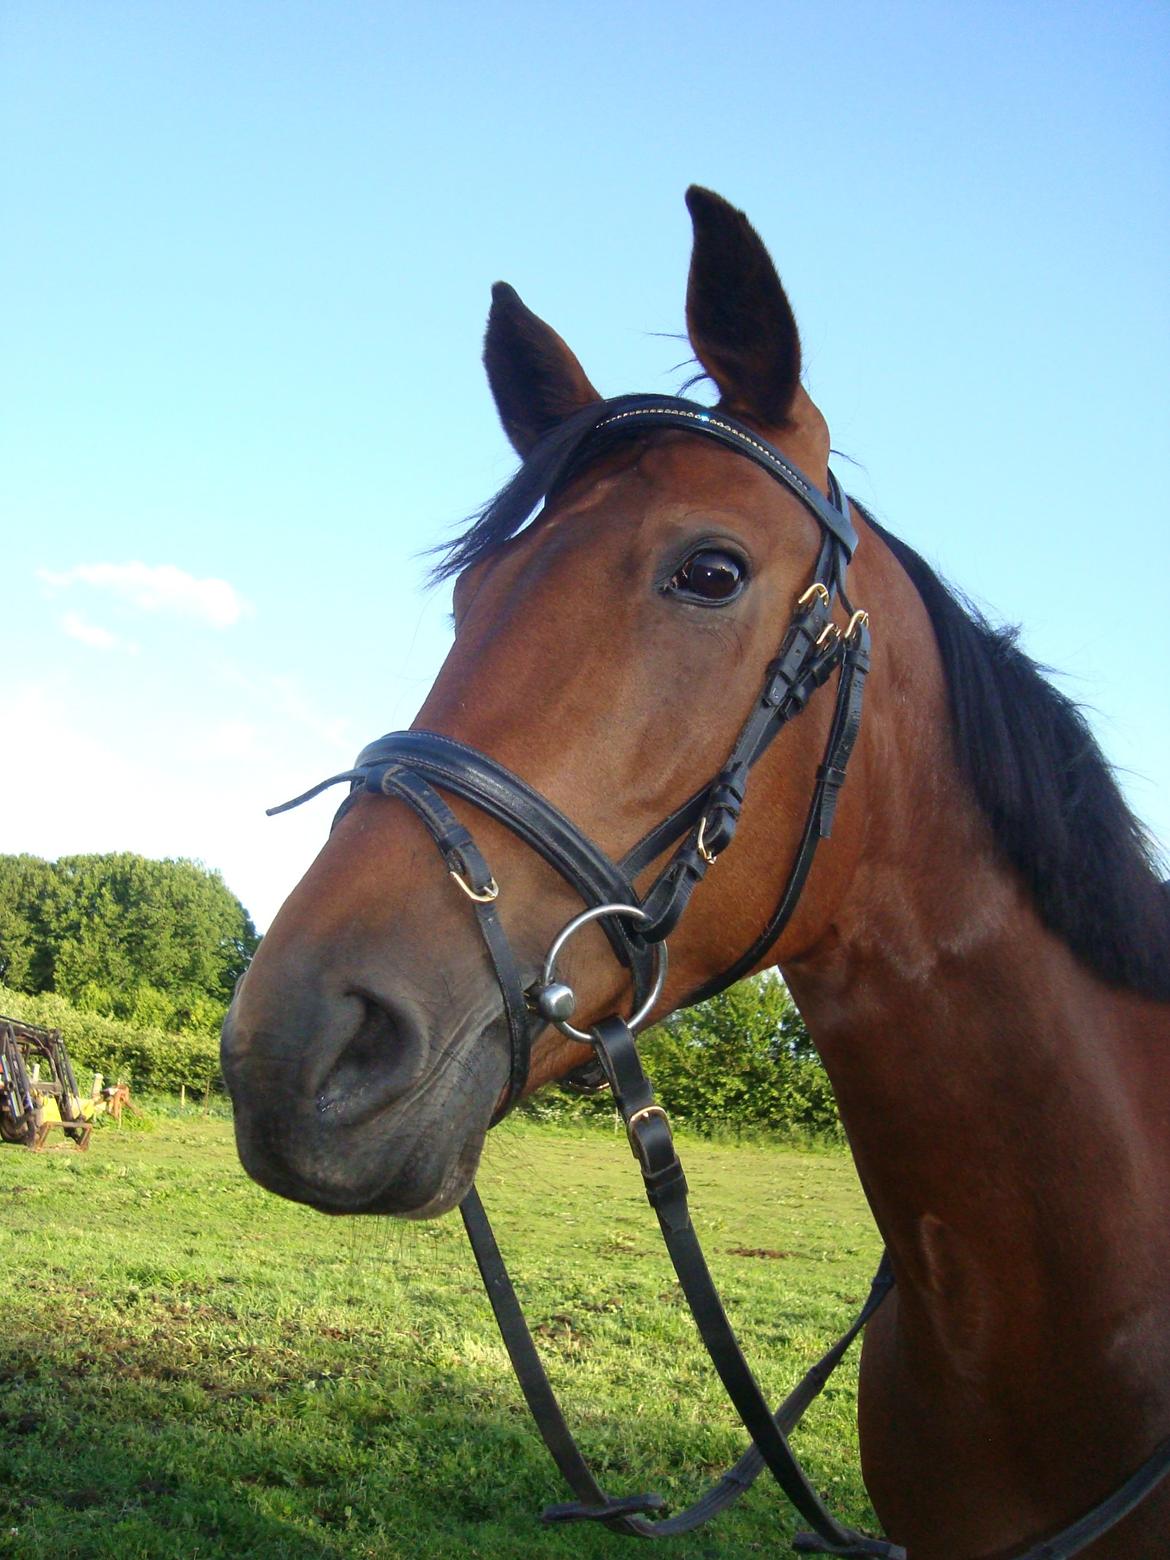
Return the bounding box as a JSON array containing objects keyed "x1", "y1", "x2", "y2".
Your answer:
[{"x1": 859, "y1": 505, "x2": 1170, "y2": 1002}]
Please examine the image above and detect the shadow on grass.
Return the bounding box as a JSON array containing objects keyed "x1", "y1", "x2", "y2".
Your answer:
[{"x1": 0, "y1": 1335, "x2": 839, "y2": 1560}]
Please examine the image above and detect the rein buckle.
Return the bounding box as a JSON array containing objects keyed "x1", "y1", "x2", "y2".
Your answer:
[{"x1": 626, "y1": 1102, "x2": 670, "y2": 1156}]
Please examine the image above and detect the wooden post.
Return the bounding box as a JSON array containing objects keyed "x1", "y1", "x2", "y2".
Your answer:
[{"x1": 180, "y1": 1084, "x2": 186, "y2": 1111}]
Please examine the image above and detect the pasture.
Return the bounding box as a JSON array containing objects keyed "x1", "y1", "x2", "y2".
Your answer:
[{"x1": 0, "y1": 1112, "x2": 882, "y2": 1559}]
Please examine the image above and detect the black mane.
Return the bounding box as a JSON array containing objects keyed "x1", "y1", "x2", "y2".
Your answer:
[
  {"x1": 860, "y1": 507, "x2": 1169, "y2": 1002},
  {"x1": 434, "y1": 426, "x2": 1168, "y2": 1002}
]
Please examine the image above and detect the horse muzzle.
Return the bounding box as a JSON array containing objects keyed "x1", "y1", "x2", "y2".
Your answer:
[{"x1": 220, "y1": 967, "x2": 510, "y2": 1217}]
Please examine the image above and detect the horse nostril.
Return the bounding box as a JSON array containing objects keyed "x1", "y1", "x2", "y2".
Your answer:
[{"x1": 315, "y1": 994, "x2": 428, "y2": 1126}]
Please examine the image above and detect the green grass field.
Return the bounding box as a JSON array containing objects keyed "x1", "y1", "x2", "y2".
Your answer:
[{"x1": 0, "y1": 1111, "x2": 884, "y2": 1559}]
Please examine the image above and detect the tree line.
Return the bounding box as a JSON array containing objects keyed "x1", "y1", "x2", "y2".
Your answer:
[
  {"x1": 0, "y1": 850, "x2": 840, "y2": 1137},
  {"x1": 0, "y1": 852, "x2": 258, "y2": 1035}
]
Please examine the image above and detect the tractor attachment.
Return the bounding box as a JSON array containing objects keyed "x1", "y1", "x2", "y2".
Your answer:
[{"x1": 0, "y1": 1016, "x2": 95, "y2": 1151}]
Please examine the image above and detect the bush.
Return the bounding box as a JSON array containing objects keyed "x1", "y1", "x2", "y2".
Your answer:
[
  {"x1": 0, "y1": 983, "x2": 221, "y2": 1094},
  {"x1": 522, "y1": 974, "x2": 842, "y2": 1142}
]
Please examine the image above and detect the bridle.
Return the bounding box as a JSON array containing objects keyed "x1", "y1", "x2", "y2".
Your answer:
[
  {"x1": 272, "y1": 394, "x2": 871, "y2": 1120},
  {"x1": 269, "y1": 394, "x2": 1170, "y2": 1557}
]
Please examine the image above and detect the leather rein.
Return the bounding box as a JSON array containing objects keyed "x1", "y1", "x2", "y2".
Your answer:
[{"x1": 269, "y1": 395, "x2": 1170, "y2": 1557}]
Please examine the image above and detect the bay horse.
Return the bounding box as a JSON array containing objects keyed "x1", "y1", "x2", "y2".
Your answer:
[{"x1": 221, "y1": 188, "x2": 1170, "y2": 1557}]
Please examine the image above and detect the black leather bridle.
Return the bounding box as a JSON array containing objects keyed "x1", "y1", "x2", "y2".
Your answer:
[
  {"x1": 269, "y1": 395, "x2": 1170, "y2": 1557},
  {"x1": 273, "y1": 394, "x2": 871, "y2": 1120}
]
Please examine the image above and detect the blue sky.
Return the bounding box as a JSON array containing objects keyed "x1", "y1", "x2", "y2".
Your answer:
[{"x1": 3, "y1": 1, "x2": 1167, "y2": 930}]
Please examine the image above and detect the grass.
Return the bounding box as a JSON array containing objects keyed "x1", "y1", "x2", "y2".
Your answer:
[{"x1": 0, "y1": 1109, "x2": 884, "y2": 1559}]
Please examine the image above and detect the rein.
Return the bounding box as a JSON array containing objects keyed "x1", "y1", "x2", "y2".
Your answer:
[{"x1": 269, "y1": 395, "x2": 1170, "y2": 1556}]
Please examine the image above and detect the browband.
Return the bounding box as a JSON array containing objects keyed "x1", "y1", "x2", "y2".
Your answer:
[{"x1": 570, "y1": 396, "x2": 857, "y2": 558}]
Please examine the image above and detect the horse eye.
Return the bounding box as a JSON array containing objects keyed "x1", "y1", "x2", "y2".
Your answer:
[{"x1": 667, "y1": 548, "x2": 746, "y2": 603}]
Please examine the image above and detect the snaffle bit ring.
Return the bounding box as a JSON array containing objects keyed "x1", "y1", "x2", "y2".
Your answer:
[{"x1": 535, "y1": 903, "x2": 667, "y2": 1044}]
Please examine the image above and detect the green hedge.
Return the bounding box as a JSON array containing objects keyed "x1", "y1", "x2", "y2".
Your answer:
[
  {"x1": 522, "y1": 976, "x2": 843, "y2": 1142},
  {"x1": 0, "y1": 984, "x2": 220, "y2": 1094}
]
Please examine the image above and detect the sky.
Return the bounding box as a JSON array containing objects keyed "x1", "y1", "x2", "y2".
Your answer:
[{"x1": 3, "y1": 1, "x2": 1167, "y2": 932}]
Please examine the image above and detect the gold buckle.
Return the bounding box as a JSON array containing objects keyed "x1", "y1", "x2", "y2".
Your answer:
[
  {"x1": 626, "y1": 1103, "x2": 669, "y2": 1156},
  {"x1": 843, "y1": 609, "x2": 870, "y2": 642},
  {"x1": 797, "y1": 582, "x2": 830, "y2": 608},
  {"x1": 696, "y1": 815, "x2": 717, "y2": 866},
  {"x1": 449, "y1": 869, "x2": 500, "y2": 903},
  {"x1": 815, "y1": 621, "x2": 842, "y2": 649}
]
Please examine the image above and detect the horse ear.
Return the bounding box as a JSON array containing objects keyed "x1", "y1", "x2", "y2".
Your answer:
[
  {"x1": 684, "y1": 186, "x2": 802, "y2": 428},
  {"x1": 484, "y1": 283, "x2": 601, "y2": 456}
]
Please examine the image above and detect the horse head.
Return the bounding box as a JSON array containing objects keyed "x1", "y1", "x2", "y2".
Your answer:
[{"x1": 220, "y1": 188, "x2": 919, "y2": 1218}]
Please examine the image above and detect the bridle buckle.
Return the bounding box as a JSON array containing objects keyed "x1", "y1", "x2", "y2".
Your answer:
[
  {"x1": 843, "y1": 609, "x2": 870, "y2": 643},
  {"x1": 696, "y1": 815, "x2": 718, "y2": 866},
  {"x1": 449, "y1": 868, "x2": 500, "y2": 903},
  {"x1": 626, "y1": 1103, "x2": 670, "y2": 1158}
]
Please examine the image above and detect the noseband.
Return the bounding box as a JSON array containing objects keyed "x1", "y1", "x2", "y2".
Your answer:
[{"x1": 272, "y1": 393, "x2": 871, "y2": 1121}]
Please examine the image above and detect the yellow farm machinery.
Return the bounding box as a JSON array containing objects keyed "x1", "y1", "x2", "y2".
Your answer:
[{"x1": 0, "y1": 1015, "x2": 97, "y2": 1151}]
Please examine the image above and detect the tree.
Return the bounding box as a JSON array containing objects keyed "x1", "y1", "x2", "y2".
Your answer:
[
  {"x1": 638, "y1": 974, "x2": 839, "y2": 1135},
  {"x1": 0, "y1": 852, "x2": 258, "y2": 1031},
  {"x1": 0, "y1": 854, "x2": 56, "y2": 990}
]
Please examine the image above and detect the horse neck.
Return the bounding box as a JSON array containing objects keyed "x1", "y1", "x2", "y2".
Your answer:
[{"x1": 779, "y1": 568, "x2": 1170, "y2": 1308}]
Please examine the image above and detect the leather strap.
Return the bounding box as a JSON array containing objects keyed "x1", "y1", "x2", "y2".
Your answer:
[
  {"x1": 568, "y1": 398, "x2": 859, "y2": 557},
  {"x1": 686, "y1": 618, "x2": 873, "y2": 1006},
  {"x1": 1000, "y1": 1435, "x2": 1170, "y2": 1560},
  {"x1": 633, "y1": 587, "x2": 852, "y2": 943},
  {"x1": 460, "y1": 1179, "x2": 896, "y2": 1542},
  {"x1": 368, "y1": 766, "x2": 534, "y2": 1123},
  {"x1": 586, "y1": 1016, "x2": 903, "y2": 1557},
  {"x1": 353, "y1": 731, "x2": 656, "y2": 1005}
]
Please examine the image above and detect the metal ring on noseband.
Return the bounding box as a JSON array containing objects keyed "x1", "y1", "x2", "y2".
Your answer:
[{"x1": 537, "y1": 904, "x2": 667, "y2": 1043}]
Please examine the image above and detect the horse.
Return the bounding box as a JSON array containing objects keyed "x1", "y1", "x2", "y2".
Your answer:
[{"x1": 221, "y1": 187, "x2": 1170, "y2": 1558}]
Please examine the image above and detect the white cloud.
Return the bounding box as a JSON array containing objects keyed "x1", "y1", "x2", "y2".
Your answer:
[
  {"x1": 38, "y1": 561, "x2": 252, "y2": 629},
  {"x1": 60, "y1": 611, "x2": 125, "y2": 651}
]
